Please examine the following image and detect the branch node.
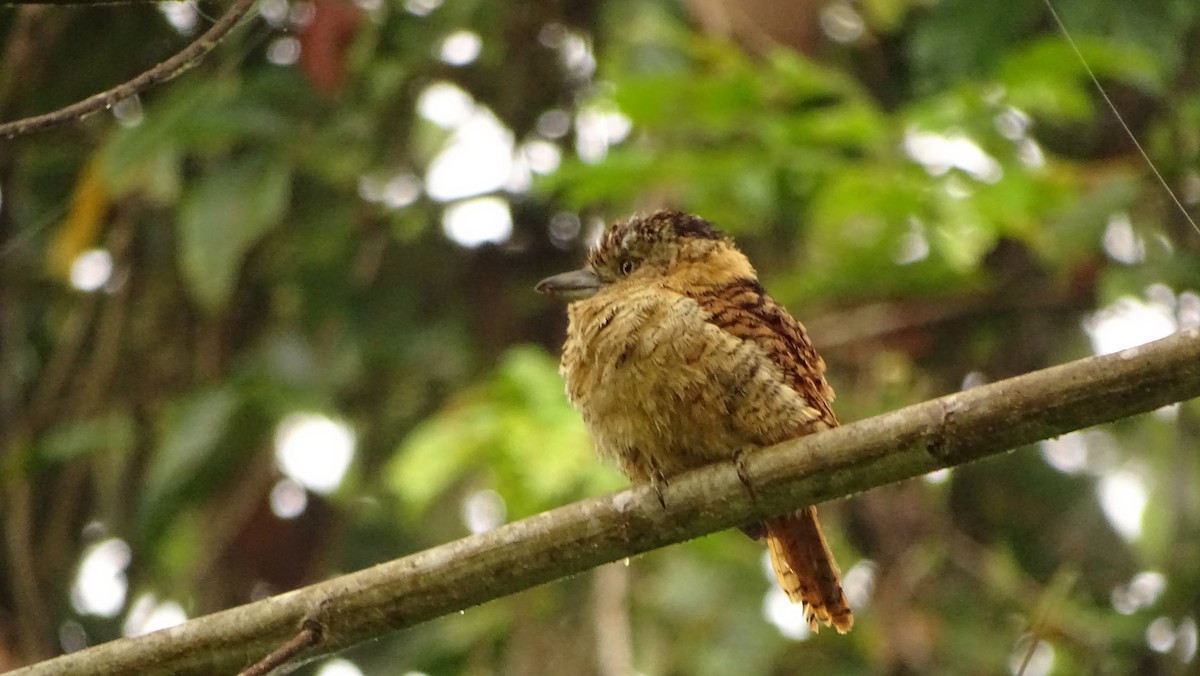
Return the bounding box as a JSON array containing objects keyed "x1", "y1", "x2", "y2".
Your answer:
[
  {"x1": 301, "y1": 617, "x2": 326, "y2": 638},
  {"x1": 927, "y1": 396, "x2": 966, "y2": 461},
  {"x1": 238, "y1": 621, "x2": 323, "y2": 676}
]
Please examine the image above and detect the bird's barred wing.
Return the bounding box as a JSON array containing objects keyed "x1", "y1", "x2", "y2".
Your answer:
[
  {"x1": 691, "y1": 278, "x2": 838, "y2": 428},
  {"x1": 693, "y1": 277, "x2": 853, "y2": 633}
]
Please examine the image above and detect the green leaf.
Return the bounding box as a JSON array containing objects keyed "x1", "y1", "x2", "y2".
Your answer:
[
  {"x1": 36, "y1": 410, "x2": 135, "y2": 464},
  {"x1": 139, "y1": 387, "x2": 239, "y2": 529},
  {"x1": 997, "y1": 37, "x2": 1162, "y2": 120},
  {"x1": 177, "y1": 155, "x2": 293, "y2": 313},
  {"x1": 100, "y1": 127, "x2": 183, "y2": 205},
  {"x1": 386, "y1": 346, "x2": 615, "y2": 519},
  {"x1": 99, "y1": 79, "x2": 292, "y2": 204}
]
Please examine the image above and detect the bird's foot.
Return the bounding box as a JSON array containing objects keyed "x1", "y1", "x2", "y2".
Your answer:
[
  {"x1": 649, "y1": 460, "x2": 668, "y2": 509},
  {"x1": 733, "y1": 447, "x2": 758, "y2": 503}
]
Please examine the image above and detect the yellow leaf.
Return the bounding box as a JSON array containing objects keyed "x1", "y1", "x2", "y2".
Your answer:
[{"x1": 48, "y1": 156, "x2": 111, "y2": 278}]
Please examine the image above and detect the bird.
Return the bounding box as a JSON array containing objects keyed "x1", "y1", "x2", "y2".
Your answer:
[{"x1": 536, "y1": 209, "x2": 853, "y2": 634}]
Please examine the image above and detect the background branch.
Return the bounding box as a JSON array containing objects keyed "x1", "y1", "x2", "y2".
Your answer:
[
  {"x1": 13, "y1": 329, "x2": 1200, "y2": 675},
  {"x1": 0, "y1": 0, "x2": 257, "y2": 138}
]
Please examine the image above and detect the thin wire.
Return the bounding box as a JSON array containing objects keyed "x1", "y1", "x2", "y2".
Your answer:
[{"x1": 1042, "y1": 0, "x2": 1200, "y2": 236}]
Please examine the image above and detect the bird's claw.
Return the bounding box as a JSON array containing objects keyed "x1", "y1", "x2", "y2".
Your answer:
[
  {"x1": 650, "y1": 471, "x2": 668, "y2": 509},
  {"x1": 733, "y1": 447, "x2": 758, "y2": 502}
]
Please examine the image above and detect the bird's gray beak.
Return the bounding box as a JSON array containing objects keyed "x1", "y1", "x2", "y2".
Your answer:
[{"x1": 535, "y1": 267, "x2": 604, "y2": 301}]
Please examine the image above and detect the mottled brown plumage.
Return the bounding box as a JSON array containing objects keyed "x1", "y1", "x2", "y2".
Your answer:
[{"x1": 536, "y1": 209, "x2": 852, "y2": 634}]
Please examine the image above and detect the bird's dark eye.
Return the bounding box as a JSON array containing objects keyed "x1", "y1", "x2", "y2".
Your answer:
[{"x1": 619, "y1": 259, "x2": 637, "y2": 276}]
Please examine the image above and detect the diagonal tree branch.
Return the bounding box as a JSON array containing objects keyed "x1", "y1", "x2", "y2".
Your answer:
[
  {"x1": 0, "y1": 0, "x2": 257, "y2": 139},
  {"x1": 13, "y1": 328, "x2": 1200, "y2": 675}
]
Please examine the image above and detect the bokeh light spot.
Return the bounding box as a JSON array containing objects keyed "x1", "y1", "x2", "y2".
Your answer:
[
  {"x1": 270, "y1": 478, "x2": 309, "y2": 519},
  {"x1": 439, "y1": 30, "x2": 482, "y2": 65},
  {"x1": 1112, "y1": 570, "x2": 1166, "y2": 615},
  {"x1": 904, "y1": 128, "x2": 1002, "y2": 183},
  {"x1": 763, "y1": 587, "x2": 811, "y2": 641},
  {"x1": 442, "y1": 197, "x2": 512, "y2": 248},
  {"x1": 461, "y1": 489, "x2": 507, "y2": 534},
  {"x1": 523, "y1": 140, "x2": 562, "y2": 175},
  {"x1": 59, "y1": 620, "x2": 87, "y2": 653},
  {"x1": 557, "y1": 31, "x2": 595, "y2": 78},
  {"x1": 425, "y1": 109, "x2": 514, "y2": 201},
  {"x1": 70, "y1": 249, "x2": 113, "y2": 292},
  {"x1": 1103, "y1": 213, "x2": 1144, "y2": 264},
  {"x1": 1084, "y1": 295, "x2": 1176, "y2": 356},
  {"x1": 843, "y1": 559, "x2": 876, "y2": 610},
  {"x1": 536, "y1": 109, "x2": 571, "y2": 139},
  {"x1": 1098, "y1": 468, "x2": 1148, "y2": 541},
  {"x1": 112, "y1": 96, "x2": 144, "y2": 128},
  {"x1": 923, "y1": 468, "x2": 951, "y2": 484},
  {"x1": 274, "y1": 413, "x2": 356, "y2": 495},
  {"x1": 1041, "y1": 433, "x2": 1089, "y2": 474},
  {"x1": 548, "y1": 211, "x2": 581, "y2": 249},
  {"x1": 267, "y1": 37, "x2": 302, "y2": 66},
  {"x1": 404, "y1": 0, "x2": 440, "y2": 16},
  {"x1": 1147, "y1": 616, "x2": 1176, "y2": 653},
  {"x1": 1178, "y1": 617, "x2": 1198, "y2": 663},
  {"x1": 820, "y1": 1, "x2": 864, "y2": 43},
  {"x1": 123, "y1": 593, "x2": 187, "y2": 637},
  {"x1": 1008, "y1": 636, "x2": 1054, "y2": 676},
  {"x1": 71, "y1": 537, "x2": 131, "y2": 618},
  {"x1": 315, "y1": 658, "x2": 366, "y2": 676},
  {"x1": 159, "y1": 0, "x2": 198, "y2": 33},
  {"x1": 417, "y1": 82, "x2": 475, "y2": 128},
  {"x1": 575, "y1": 108, "x2": 632, "y2": 164}
]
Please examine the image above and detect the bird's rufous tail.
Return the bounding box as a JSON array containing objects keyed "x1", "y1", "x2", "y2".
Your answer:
[{"x1": 764, "y1": 506, "x2": 853, "y2": 634}]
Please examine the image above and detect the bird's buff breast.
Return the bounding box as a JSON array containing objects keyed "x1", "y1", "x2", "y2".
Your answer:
[{"x1": 560, "y1": 284, "x2": 817, "y2": 483}]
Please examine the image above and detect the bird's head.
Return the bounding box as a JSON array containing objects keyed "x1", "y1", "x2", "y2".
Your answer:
[{"x1": 535, "y1": 210, "x2": 756, "y2": 301}]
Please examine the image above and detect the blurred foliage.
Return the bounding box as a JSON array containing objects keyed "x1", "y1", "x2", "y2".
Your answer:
[
  {"x1": 388, "y1": 346, "x2": 621, "y2": 519},
  {"x1": 1, "y1": 0, "x2": 1199, "y2": 674}
]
